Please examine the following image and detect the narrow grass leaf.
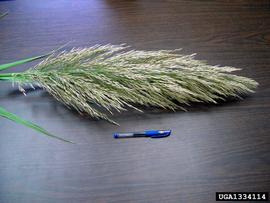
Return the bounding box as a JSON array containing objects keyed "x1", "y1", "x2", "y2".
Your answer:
[
  {"x1": 0, "y1": 12, "x2": 8, "y2": 19},
  {"x1": 0, "y1": 54, "x2": 50, "y2": 72},
  {"x1": 0, "y1": 106, "x2": 74, "y2": 143},
  {"x1": 0, "y1": 42, "x2": 70, "y2": 72}
]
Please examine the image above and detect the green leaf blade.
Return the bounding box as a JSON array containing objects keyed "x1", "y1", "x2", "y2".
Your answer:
[
  {"x1": 0, "y1": 12, "x2": 8, "y2": 19},
  {"x1": 0, "y1": 106, "x2": 74, "y2": 143},
  {"x1": 0, "y1": 54, "x2": 49, "y2": 72}
]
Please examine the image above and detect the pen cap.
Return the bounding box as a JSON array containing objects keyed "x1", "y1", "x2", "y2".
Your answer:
[{"x1": 146, "y1": 130, "x2": 171, "y2": 138}]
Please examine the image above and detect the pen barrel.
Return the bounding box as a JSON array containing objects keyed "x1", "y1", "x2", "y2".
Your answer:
[
  {"x1": 114, "y1": 132, "x2": 146, "y2": 138},
  {"x1": 114, "y1": 130, "x2": 171, "y2": 139}
]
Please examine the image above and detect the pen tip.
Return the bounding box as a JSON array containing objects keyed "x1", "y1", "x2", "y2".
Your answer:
[{"x1": 114, "y1": 133, "x2": 119, "y2": 139}]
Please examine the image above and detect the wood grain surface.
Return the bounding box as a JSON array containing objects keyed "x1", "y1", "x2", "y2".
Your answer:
[{"x1": 0, "y1": 1, "x2": 270, "y2": 202}]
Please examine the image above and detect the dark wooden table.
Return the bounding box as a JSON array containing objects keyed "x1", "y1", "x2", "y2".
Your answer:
[{"x1": 0, "y1": 1, "x2": 270, "y2": 202}]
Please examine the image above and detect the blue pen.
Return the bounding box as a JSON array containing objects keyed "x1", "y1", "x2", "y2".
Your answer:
[{"x1": 114, "y1": 130, "x2": 171, "y2": 139}]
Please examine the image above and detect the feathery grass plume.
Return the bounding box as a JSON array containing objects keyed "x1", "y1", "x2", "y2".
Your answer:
[{"x1": 1, "y1": 44, "x2": 258, "y2": 124}]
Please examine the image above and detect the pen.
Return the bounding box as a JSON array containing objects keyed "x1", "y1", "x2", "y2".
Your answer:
[{"x1": 114, "y1": 130, "x2": 171, "y2": 139}]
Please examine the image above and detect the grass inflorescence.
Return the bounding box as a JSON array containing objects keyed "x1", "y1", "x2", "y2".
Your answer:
[{"x1": 4, "y1": 44, "x2": 258, "y2": 124}]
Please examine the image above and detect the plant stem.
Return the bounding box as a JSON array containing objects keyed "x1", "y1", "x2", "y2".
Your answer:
[
  {"x1": 0, "y1": 73, "x2": 15, "y2": 80},
  {"x1": 0, "y1": 72, "x2": 33, "y2": 83}
]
